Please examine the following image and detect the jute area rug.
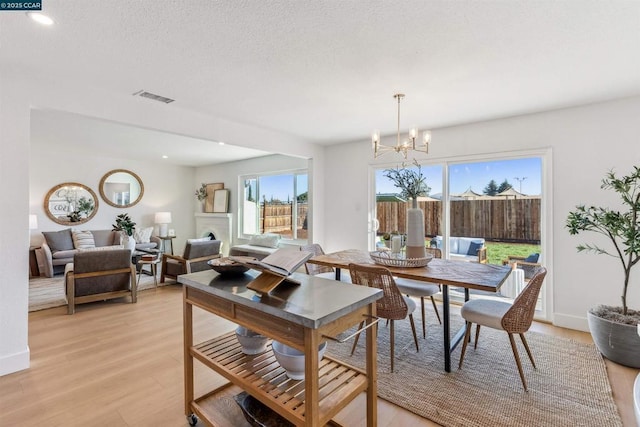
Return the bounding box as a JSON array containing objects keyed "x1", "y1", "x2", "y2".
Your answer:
[
  {"x1": 326, "y1": 316, "x2": 622, "y2": 427},
  {"x1": 28, "y1": 273, "x2": 167, "y2": 312}
]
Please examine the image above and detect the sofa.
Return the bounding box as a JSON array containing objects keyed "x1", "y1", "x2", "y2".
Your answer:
[
  {"x1": 430, "y1": 236, "x2": 487, "y2": 263},
  {"x1": 229, "y1": 233, "x2": 282, "y2": 260},
  {"x1": 35, "y1": 228, "x2": 161, "y2": 277}
]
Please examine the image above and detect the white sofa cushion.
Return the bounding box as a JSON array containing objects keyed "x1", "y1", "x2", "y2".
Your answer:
[
  {"x1": 249, "y1": 233, "x2": 281, "y2": 248},
  {"x1": 133, "y1": 226, "x2": 154, "y2": 244}
]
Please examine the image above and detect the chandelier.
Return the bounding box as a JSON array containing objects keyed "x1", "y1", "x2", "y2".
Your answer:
[{"x1": 371, "y1": 93, "x2": 431, "y2": 159}]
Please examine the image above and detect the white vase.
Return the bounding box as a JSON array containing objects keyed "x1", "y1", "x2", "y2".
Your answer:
[
  {"x1": 405, "y1": 201, "x2": 426, "y2": 259},
  {"x1": 121, "y1": 234, "x2": 136, "y2": 251}
]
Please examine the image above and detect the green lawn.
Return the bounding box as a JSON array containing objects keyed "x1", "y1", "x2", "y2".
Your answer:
[{"x1": 485, "y1": 242, "x2": 540, "y2": 265}]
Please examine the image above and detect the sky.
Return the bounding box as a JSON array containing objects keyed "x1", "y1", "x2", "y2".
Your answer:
[
  {"x1": 257, "y1": 173, "x2": 308, "y2": 202},
  {"x1": 376, "y1": 157, "x2": 542, "y2": 196}
]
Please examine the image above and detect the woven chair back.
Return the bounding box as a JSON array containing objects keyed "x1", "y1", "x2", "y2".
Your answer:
[
  {"x1": 501, "y1": 267, "x2": 547, "y2": 333},
  {"x1": 348, "y1": 263, "x2": 408, "y2": 320},
  {"x1": 300, "y1": 244, "x2": 334, "y2": 276}
]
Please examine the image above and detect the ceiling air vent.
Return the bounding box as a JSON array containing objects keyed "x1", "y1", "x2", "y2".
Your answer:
[{"x1": 132, "y1": 90, "x2": 175, "y2": 104}]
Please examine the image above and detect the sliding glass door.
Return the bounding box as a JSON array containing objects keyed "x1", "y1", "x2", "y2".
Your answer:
[{"x1": 373, "y1": 152, "x2": 547, "y2": 318}]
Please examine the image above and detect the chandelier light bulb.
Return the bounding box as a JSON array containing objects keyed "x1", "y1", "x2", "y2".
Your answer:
[{"x1": 423, "y1": 131, "x2": 432, "y2": 145}]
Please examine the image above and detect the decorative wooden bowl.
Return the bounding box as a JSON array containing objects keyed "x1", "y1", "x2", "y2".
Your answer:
[{"x1": 208, "y1": 257, "x2": 250, "y2": 275}]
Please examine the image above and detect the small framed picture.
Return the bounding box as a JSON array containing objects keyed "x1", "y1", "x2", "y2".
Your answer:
[
  {"x1": 213, "y1": 189, "x2": 229, "y2": 213},
  {"x1": 168, "y1": 229, "x2": 176, "y2": 237}
]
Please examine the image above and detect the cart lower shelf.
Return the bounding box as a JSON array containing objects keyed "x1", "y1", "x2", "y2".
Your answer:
[{"x1": 190, "y1": 332, "x2": 368, "y2": 426}]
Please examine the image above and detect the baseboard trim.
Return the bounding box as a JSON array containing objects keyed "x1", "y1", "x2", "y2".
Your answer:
[
  {"x1": 553, "y1": 313, "x2": 589, "y2": 332},
  {"x1": 0, "y1": 346, "x2": 30, "y2": 377}
]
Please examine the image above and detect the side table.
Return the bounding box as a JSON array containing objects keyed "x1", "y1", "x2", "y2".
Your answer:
[
  {"x1": 159, "y1": 236, "x2": 176, "y2": 255},
  {"x1": 29, "y1": 246, "x2": 40, "y2": 277},
  {"x1": 137, "y1": 257, "x2": 161, "y2": 287}
]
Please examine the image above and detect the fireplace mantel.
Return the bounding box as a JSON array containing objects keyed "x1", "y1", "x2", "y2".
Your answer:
[{"x1": 195, "y1": 213, "x2": 232, "y2": 256}]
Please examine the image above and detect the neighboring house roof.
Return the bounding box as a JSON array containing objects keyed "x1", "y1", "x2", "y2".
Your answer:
[
  {"x1": 455, "y1": 188, "x2": 482, "y2": 199},
  {"x1": 496, "y1": 187, "x2": 527, "y2": 198}
]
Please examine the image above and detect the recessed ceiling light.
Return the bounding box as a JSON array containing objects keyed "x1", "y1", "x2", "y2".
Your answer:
[
  {"x1": 162, "y1": 155, "x2": 168, "y2": 159},
  {"x1": 218, "y1": 142, "x2": 225, "y2": 145},
  {"x1": 27, "y1": 12, "x2": 54, "y2": 26}
]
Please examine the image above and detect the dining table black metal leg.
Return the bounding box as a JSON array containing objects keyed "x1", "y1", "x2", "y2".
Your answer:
[
  {"x1": 335, "y1": 267, "x2": 341, "y2": 281},
  {"x1": 442, "y1": 284, "x2": 451, "y2": 372}
]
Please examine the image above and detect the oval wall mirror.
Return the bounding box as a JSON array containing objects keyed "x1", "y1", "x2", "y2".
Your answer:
[
  {"x1": 99, "y1": 169, "x2": 144, "y2": 208},
  {"x1": 44, "y1": 182, "x2": 99, "y2": 226}
]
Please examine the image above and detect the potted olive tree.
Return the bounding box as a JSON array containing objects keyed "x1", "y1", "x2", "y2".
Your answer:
[{"x1": 566, "y1": 166, "x2": 640, "y2": 367}]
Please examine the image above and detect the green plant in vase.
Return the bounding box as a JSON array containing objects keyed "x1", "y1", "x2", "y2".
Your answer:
[{"x1": 112, "y1": 213, "x2": 136, "y2": 236}]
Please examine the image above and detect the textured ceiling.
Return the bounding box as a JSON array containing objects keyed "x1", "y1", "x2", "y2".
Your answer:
[{"x1": 3, "y1": 1, "x2": 640, "y2": 164}]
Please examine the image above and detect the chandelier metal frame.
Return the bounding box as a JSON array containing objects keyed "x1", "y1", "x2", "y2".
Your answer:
[{"x1": 372, "y1": 93, "x2": 431, "y2": 159}]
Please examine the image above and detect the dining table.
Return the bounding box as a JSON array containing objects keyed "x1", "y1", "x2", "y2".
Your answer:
[{"x1": 307, "y1": 249, "x2": 512, "y2": 372}]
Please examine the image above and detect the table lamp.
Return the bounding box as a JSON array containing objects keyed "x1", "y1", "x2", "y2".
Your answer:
[{"x1": 155, "y1": 211, "x2": 172, "y2": 237}]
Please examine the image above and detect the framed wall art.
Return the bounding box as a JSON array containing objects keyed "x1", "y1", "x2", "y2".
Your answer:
[
  {"x1": 204, "y1": 183, "x2": 224, "y2": 212},
  {"x1": 213, "y1": 189, "x2": 229, "y2": 213}
]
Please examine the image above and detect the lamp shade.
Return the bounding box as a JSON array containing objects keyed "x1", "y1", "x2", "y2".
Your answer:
[
  {"x1": 29, "y1": 214, "x2": 38, "y2": 230},
  {"x1": 155, "y1": 212, "x2": 172, "y2": 224}
]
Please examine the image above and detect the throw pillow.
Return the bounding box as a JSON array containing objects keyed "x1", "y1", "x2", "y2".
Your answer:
[
  {"x1": 466, "y1": 241, "x2": 483, "y2": 256},
  {"x1": 42, "y1": 228, "x2": 74, "y2": 252},
  {"x1": 71, "y1": 230, "x2": 96, "y2": 249},
  {"x1": 133, "y1": 226, "x2": 154, "y2": 244},
  {"x1": 249, "y1": 233, "x2": 280, "y2": 248},
  {"x1": 524, "y1": 253, "x2": 540, "y2": 263}
]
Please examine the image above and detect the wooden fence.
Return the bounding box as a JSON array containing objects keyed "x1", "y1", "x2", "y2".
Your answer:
[
  {"x1": 377, "y1": 199, "x2": 541, "y2": 243},
  {"x1": 260, "y1": 202, "x2": 308, "y2": 235}
]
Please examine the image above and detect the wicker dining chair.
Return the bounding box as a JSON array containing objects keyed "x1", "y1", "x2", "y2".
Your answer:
[
  {"x1": 300, "y1": 243, "x2": 351, "y2": 282},
  {"x1": 458, "y1": 267, "x2": 547, "y2": 391},
  {"x1": 394, "y1": 247, "x2": 442, "y2": 339},
  {"x1": 348, "y1": 263, "x2": 419, "y2": 373}
]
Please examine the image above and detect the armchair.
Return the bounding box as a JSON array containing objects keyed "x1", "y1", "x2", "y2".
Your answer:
[
  {"x1": 160, "y1": 240, "x2": 222, "y2": 283},
  {"x1": 502, "y1": 253, "x2": 541, "y2": 279},
  {"x1": 65, "y1": 249, "x2": 137, "y2": 314}
]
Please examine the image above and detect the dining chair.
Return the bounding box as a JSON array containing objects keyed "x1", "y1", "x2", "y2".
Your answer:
[
  {"x1": 394, "y1": 247, "x2": 442, "y2": 339},
  {"x1": 300, "y1": 243, "x2": 351, "y2": 282},
  {"x1": 348, "y1": 263, "x2": 419, "y2": 373},
  {"x1": 458, "y1": 267, "x2": 547, "y2": 391}
]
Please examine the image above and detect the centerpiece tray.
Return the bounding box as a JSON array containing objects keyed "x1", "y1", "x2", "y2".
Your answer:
[{"x1": 369, "y1": 250, "x2": 433, "y2": 268}]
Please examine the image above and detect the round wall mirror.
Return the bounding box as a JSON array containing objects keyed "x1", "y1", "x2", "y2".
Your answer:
[
  {"x1": 99, "y1": 169, "x2": 144, "y2": 208},
  {"x1": 44, "y1": 182, "x2": 99, "y2": 226}
]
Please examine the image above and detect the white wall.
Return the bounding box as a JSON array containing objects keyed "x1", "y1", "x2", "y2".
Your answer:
[
  {"x1": 29, "y1": 148, "x2": 195, "y2": 253},
  {"x1": 324, "y1": 96, "x2": 640, "y2": 331}
]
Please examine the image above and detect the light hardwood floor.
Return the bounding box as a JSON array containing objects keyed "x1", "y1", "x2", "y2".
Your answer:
[{"x1": 1, "y1": 285, "x2": 637, "y2": 426}]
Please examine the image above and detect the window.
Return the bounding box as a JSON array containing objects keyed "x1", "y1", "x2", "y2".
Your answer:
[
  {"x1": 240, "y1": 170, "x2": 308, "y2": 241},
  {"x1": 374, "y1": 153, "x2": 547, "y2": 318}
]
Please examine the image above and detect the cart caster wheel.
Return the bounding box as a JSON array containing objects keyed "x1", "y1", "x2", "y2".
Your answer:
[{"x1": 187, "y1": 413, "x2": 198, "y2": 426}]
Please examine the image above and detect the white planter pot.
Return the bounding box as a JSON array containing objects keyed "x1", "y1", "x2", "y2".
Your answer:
[{"x1": 121, "y1": 234, "x2": 136, "y2": 251}]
